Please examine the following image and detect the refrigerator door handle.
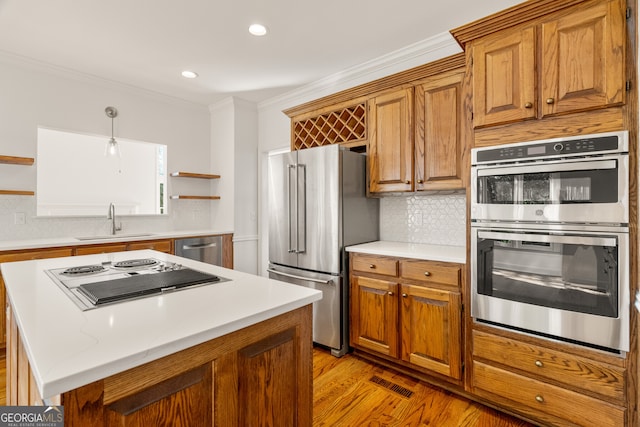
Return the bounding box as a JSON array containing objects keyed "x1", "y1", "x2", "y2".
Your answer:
[
  {"x1": 267, "y1": 268, "x2": 334, "y2": 285},
  {"x1": 297, "y1": 163, "x2": 307, "y2": 254},
  {"x1": 287, "y1": 164, "x2": 296, "y2": 253}
]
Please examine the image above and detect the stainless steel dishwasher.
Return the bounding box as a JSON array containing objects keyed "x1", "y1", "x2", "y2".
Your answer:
[{"x1": 174, "y1": 236, "x2": 223, "y2": 266}]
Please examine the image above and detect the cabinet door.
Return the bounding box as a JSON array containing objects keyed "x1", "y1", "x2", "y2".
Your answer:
[
  {"x1": 472, "y1": 26, "x2": 536, "y2": 127},
  {"x1": 540, "y1": 0, "x2": 625, "y2": 117},
  {"x1": 350, "y1": 276, "x2": 398, "y2": 357},
  {"x1": 400, "y1": 284, "x2": 462, "y2": 379},
  {"x1": 368, "y1": 87, "x2": 414, "y2": 193},
  {"x1": 415, "y1": 72, "x2": 464, "y2": 190}
]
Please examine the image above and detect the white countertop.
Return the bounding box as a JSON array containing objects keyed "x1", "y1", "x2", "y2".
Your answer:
[
  {"x1": 1, "y1": 250, "x2": 321, "y2": 399},
  {"x1": 346, "y1": 241, "x2": 466, "y2": 264},
  {"x1": 0, "y1": 229, "x2": 233, "y2": 251}
]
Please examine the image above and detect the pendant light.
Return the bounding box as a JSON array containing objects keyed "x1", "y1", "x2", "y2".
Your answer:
[{"x1": 104, "y1": 106, "x2": 120, "y2": 157}]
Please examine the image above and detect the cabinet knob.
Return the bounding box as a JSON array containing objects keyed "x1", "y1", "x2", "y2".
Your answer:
[
  {"x1": 417, "y1": 179, "x2": 424, "y2": 184},
  {"x1": 546, "y1": 98, "x2": 555, "y2": 105},
  {"x1": 405, "y1": 180, "x2": 411, "y2": 184},
  {"x1": 424, "y1": 271, "x2": 431, "y2": 277},
  {"x1": 369, "y1": 264, "x2": 376, "y2": 269},
  {"x1": 388, "y1": 291, "x2": 394, "y2": 296},
  {"x1": 402, "y1": 293, "x2": 408, "y2": 298},
  {"x1": 524, "y1": 102, "x2": 533, "y2": 108},
  {"x1": 535, "y1": 395, "x2": 545, "y2": 403},
  {"x1": 535, "y1": 360, "x2": 544, "y2": 368}
]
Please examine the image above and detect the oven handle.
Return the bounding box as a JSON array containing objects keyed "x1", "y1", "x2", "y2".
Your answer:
[
  {"x1": 476, "y1": 159, "x2": 617, "y2": 177},
  {"x1": 477, "y1": 230, "x2": 617, "y2": 247}
]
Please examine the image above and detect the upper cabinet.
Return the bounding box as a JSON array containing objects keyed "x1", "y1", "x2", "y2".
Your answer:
[
  {"x1": 470, "y1": 0, "x2": 626, "y2": 129},
  {"x1": 284, "y1": 54, "x2": 468, "y2": 195},
  {"x1": 368, "y1": 87, "x2": 414, "y2": 193},
  {"x1": 414, "y1": 71, "x2": 465, "y2": 190},
  {"x1": 540, "y1": 0, "x2": 625, "y2": 116},
  {"x1": 471, "y1": 26, "x2": 536, "y2": 127}
]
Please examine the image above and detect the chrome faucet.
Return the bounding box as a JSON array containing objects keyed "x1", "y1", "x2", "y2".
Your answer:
[{"x1": 107, "y1": 203, "x2": 122, "y2": 235}]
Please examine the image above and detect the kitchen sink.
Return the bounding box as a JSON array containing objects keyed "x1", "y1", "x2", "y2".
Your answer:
[{"x1": 75, "y1": 233, "x2": 155, "y2": 241}]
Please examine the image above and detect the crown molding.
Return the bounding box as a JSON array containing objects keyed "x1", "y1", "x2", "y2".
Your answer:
[
  {"x1": 0, "y1": 50, "x2": 208, "y2": 112},
  {"x1": 258, "y1": 31, "x2": 461, "y2": 112}
]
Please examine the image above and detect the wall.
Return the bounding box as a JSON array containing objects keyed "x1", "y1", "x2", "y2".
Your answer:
[
  {"x1": 256, "y1": 33, "x2": 465, "y2": 275},
  {"x1": 0, "y1": 55, "x2": 213, "y2": 240},
  {"x1": 210, "y1": 97, "x2": 259, "y2": 274}
]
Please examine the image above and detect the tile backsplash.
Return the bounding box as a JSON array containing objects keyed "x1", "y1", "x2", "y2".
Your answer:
[
  {"x1": 0, "y1": 196, "x2": 212, "y2": 241},
  {"x1": 380, "y1": 193, "x2": 466, "y2": 247}
]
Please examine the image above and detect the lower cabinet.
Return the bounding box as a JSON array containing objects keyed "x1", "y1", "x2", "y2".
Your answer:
[
  {"x1": 349, "y1": 252, "x2": 463, "y2": 382},
  {"x1": 8, "y1": 304, "x2": 313, "y2": 426},
  {"x1": 472, "y1": 328, "x2": 627, "y2": 427}
]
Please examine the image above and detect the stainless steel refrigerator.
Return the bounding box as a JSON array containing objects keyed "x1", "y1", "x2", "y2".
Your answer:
[{"x1": 267, "y1": 144, "x2": 379, "y2": 356}]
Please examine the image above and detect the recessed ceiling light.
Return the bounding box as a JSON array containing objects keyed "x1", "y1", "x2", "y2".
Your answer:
[
  {"x1": 249, "y1": 24, "x2": 267, "y2": 36},
  {"x1": 181, "y1": 70, "x2": 198, "y2": 79}
]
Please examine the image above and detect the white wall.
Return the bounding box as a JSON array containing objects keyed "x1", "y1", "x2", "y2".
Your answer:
[
  {"x1": 0, "y1": 55, "x2": 212, "y2": 240},
  {"x1": 210, "y1": 97, "x2": 259, "y2": 274}
]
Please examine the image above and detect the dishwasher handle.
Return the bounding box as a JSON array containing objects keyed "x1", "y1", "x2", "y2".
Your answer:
[
  {"x1": 181, "y1": 242, "x2": 218, "y2": 250},
  {"x1": 267, "y1": 268, "x2": 334, "y2": 285}
]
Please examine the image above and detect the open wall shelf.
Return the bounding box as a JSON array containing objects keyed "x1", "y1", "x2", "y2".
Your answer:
[
  {"x1": 170, "y1": 195, "x2": 220, "y2": 200},
  {"x1": 1, "y1": 154, "x2": 35, "y2": 196},
  {"x1": 170, "y1": 172, "x2": 220, "y2": 179},
  {"x1": 170, "y1": 171, "x2": 220, "y2": 200}
]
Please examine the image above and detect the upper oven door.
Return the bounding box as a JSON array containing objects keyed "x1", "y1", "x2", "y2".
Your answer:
[{"x1": 471, "y1": 154, "x2": 628, "y2": 224}]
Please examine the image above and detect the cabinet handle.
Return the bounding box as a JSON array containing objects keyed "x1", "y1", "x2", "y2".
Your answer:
[
  {"x1": 417, "y1": 179, "x2": 424, "y2": 184},
  {"x1": 402, "y1": 293, "x2": 408, "y2": 298},
  {"x1": 535, "y1": 395, "x2": 545, "y2": 403},
  {"x1": 388, "y1": 291, "x2": 394, "y2": 296},
  {"x1": 535, "y1": 360, "x2": 544, "y2": 368},
  {"x1": 405, "y1": 180, "x2": 411, "y2": 184},
  {"x1": 369, "y1": 264, "x2": 376, "y2": 269},
  {"x1": 524, "y1": 102, "x2": 533, "y2": 108},
  {"x1": 424, "y1": 271, "x2": 431, "y2": 277},
  {"x1": 546, "y1": 98, "x2": 555, "y2": 105}
]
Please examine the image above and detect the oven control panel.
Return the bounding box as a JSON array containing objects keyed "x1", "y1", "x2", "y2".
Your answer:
[{"x1": 473, "y1": 131, "x2": 626, "y2": 164}]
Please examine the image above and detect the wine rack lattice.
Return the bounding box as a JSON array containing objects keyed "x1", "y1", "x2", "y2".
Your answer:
[{"x1": 292, "y1": 103, "x2": 366, "y2": 150}]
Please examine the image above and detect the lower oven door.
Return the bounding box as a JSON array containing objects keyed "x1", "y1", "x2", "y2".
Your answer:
[{"x1": 471, "y1": 227, "x2": 629, "y2": 352}]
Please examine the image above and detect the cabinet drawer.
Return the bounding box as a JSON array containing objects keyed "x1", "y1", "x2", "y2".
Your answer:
[
  {"x1": 399, "y1": 260, "x2": 460, "y2": 287},
  {"x1": 472, "y1": 330, "x2": 625, "y2": 401},
  {"x1": 0, "y1": 248, "x2": 73, "y2": 263},
  {"x1": 473, "y1": 361, "x2": 625, "y2": 427},
  {"x1": 75, "y1": 244, "x2": 127, "y2": 256},
  {"x1": 351, "y1": 254, "x2": 398, "y2": 277},
  {"x1": 128, "y1": 240, "x2": 172, "y2": 253}
]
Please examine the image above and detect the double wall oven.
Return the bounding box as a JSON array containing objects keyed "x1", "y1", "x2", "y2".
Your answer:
[{"x1": 471, "y1": 131, "x2": 630, "y2": 353}]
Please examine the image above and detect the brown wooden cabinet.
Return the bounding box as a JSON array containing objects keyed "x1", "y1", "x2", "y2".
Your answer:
[
  {"x1": 471, "y1": 0, "x2": 626, "y2": 128},
  {"x1": 350, "y1": 252, "x2": 463, "y2": 382},
  {"x1": 471, "y1": 327, "x2": 627, "y2": 426},
  {"x1": 414, "y1": 70, "x2": 465, "y2": 190},
  {"x1": 368, "y1": 87, "x2": 414, "y2": 193}
]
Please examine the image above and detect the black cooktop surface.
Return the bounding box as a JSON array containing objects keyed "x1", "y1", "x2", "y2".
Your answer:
[{"x1": 77, "y1": 268, "x2": 221, "y2": 305}]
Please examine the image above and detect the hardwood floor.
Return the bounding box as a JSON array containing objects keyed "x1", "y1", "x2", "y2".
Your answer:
[
  {"x1": 313, "y1": 347, "x2": 533, "y2": 427},
  {"x1": 0, "y1": 349, "x2": 531, "y2": 426}
]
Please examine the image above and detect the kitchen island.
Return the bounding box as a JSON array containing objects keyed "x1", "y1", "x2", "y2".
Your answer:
[{"x1": 1, "y1": 250, "x2": 321, "y2": 426}]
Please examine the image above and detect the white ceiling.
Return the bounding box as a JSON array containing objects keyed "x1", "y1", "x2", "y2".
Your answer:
[{"x1": 0, "y1": 0, "x2": 522, "y2": 105}]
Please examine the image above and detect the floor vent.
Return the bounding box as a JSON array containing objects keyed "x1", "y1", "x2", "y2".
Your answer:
[{"x1": 369, "y1": 375, "x2": 414, "y2": 398}]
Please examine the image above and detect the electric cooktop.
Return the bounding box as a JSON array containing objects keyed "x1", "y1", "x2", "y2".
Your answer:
[{"x1": 46, "y1": 258, "x2": 229, "y2": 311}]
